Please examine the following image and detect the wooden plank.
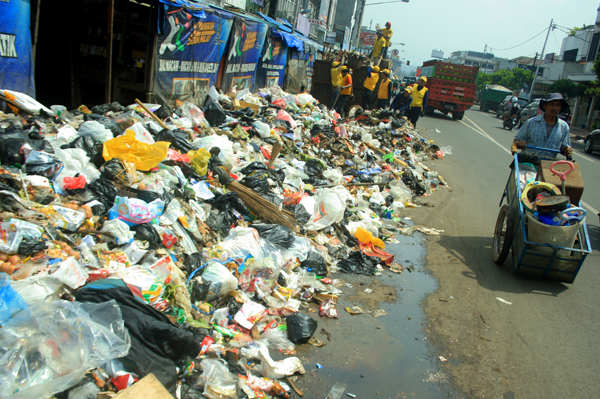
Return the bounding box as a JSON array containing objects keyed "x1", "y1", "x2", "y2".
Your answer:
[{"x1": 114, "y1": 374, "x2": 174, "y2": 399}]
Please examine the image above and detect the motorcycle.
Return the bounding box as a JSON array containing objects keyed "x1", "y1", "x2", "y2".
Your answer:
[{"x1": 503, "y1": 111, "x2": 519, "y2": 131}]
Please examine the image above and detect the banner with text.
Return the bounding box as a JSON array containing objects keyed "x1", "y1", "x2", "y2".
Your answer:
[
  {"x1": 256, "y1": 29, "x2": 288, "y2": 88},
  {"x1": 0, "y1": 0, "x2": 35, "y2": 97},
  {"x1": 155, "y1": 5, "x2": 233, "y2": 107},
  {"x1": 221, "y1": 18, "x2": 268, "y2": 92}
]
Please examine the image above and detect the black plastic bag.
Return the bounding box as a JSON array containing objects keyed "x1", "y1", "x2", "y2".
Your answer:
[
  {"x1": 88, "y1": 179, "x2": 118, "y2": 215},
  {"x1": 240, "y1": 162, "x2": 284, "y2": 184},
  {"x1": 23, "y1": 152, "x2": 64, "y2": 180},
  {"x1": 155, "y1": 129, "x2": 196, "y2": 154},
  {"x1": 62, "y1": 136, "x2": 104, "y2": 168},
  {"x1": 183, "y1": 252, "x2": 205, "y2": 276},
  {"x1": 369, "y1": 202, "x2": 386, "y2": 218},
  {"x1": 0, "y1": 137, "x2": 27, "y2": 165},
  {"x1": 252, "y1": 223, "x2": 295, "y2": 248},
  {"x1": 300, "y1": 250, "x2": 328, "y2": 276},
  {"x1": 203, "y1": 102, "x2": 226, "y2": 126},
  {"x1": 131, "y1": 224, "x2": 163, "y2": 249},
  {"x1": 338, "y1": 251, "x2": 376, "y2": 275},
  {"x1": 286, "y1": 313, "x2": 318, "y2": 344},
  {"x1": 294, "y1": 203, "x2": 311, "y2": 224},
  {"x1": 304, "y1": 159, "x2": 324, "y2": 177},
  {"x1": 28, "y1": 139, "x2": 55, "y2": 154},
  {"x1": 206, "y1": 192, "x2": 250, "y2": 236},
  {"x1": 190, "y1": 278, "x2": 211, "y2": 303},
  {"x1": 241, "y1": 174, "x2": 270, "y2": 194},
  {"x1": 18, "y1": 238, "x2": 47, "y2": 255},
  {"x1": 100, "y1": 158, "x2": 126, "y2": 181}
]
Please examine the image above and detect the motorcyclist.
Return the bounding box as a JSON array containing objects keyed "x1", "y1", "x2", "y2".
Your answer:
[{"x1": 503, "y1": 96, "x2": 520, "y2": 123}]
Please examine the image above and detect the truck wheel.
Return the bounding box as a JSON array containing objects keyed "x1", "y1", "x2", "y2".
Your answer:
[
  {"x1": 452, "y1": 111, "x2": 464, "y2": 120},
  {"x1": 424, "y1": 105, "x2": 435, "y2": 116},
  {"x1": 496, "y1": 109, "x2": 501, "y2": 118},
  {"x1": 481, "y1": 103, "x2": 488, "y2": 112}
]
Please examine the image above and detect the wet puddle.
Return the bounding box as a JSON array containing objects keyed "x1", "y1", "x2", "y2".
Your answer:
[{"x1": 293, "y1": 233, "x2": 454, "y2": 398}]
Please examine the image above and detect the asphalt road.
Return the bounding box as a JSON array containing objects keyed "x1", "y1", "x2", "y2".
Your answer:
[{"x1": 412, "y1": 107, "x2": 600, "y2": 398}]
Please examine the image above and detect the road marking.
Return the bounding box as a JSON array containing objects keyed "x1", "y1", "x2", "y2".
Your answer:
[{"x1": 461, "y1": 115, "x2": 600, "y2": 216}]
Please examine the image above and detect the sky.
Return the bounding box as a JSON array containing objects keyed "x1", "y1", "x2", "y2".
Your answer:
[{"x1": 361, "y1": 0, "x2": 600, "y2": 67}]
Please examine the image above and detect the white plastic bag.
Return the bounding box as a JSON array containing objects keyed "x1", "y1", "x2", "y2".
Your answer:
[
  {"x1": 202, "y1": 261, "x2": 238, "y2": 300},
  {"x1": 51, "y1": 257, "x2": 89, "y2": 289},
  {"x1": 303, "y1": 188, "x2": 348, "y2": 231},
  {"x1": 0, "y1": 300, "x2": 130, "y2": 399},
  {"x1": 77, "y1": 121, "x2": 114, "y2": 143},
  {"x1": 389, "y1": 179, "x2": 413, "y2": 204},
  {"x1": 126, "y1": 123, "x2": 155, "y2": 144},
  {"x1": 199, "y1": 359, "x2": 237, "y2": 399},
  {"x1": 101, "y1": 219, "x2": 134, "y2": 245},
  {"x1": 323, "y1": 168, "x2": 344, "y2": 184},
  {"x1": 53, "y1": 148, "x2": 101, "y2": 190},
  {"x1": 193, "y1": 134, "x2": 235, "y2": 172},
  {"x1": 253, "y1": 121, "x2": 272, "y2": 138}
]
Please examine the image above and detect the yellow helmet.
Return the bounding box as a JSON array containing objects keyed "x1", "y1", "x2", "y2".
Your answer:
[
  {"x1": 340, "y1": 66, "x2": 348, "y2": 71},
  {"x1": 381, "y1": 69, "x2": 390, "y2": 75},
  {"x1": 332, "y1": 61, "x2": 340, "y2": 67},
  {"x1": 372, "y1": 66, "x2": 380, "y2": 72}
]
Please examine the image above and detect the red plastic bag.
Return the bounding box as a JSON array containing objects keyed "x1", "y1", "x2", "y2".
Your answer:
[
  {"x1": 272, "y1": 99, "x2": 285, "y2": 108},
  {"x1": 63, "y1": 175, "x2": 86, "y2": 189},
  {"x1": 168, "y1": 148, "x2": 190, "y2": 162}
]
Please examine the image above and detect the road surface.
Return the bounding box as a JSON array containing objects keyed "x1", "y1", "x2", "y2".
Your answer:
[{"x1": 414, "y1": 107, "x2": 600, "y2": 399}]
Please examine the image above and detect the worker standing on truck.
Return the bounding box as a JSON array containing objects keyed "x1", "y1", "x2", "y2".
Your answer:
[
  {"x1": 335, "y1": 66, "x2": 353, "y2": 116},
  {"x1": 377, "y1": 69, "x2": 393, "y2": 109},
  {"x1": 371, "y1": 30, "x2": 386, "y2": 66},
  {"x1": 513, "y1": 92, "x2": 572, "y2": 160},
  {"x1": 391, "y1": 86, "x2": 413, "y2": 115},
  {"x1": 362, "y1": 65, "x2": 380, "y2": 110},
  {"x1": 381, "y1": 22, "x2": 393, "y2": 59},
  {"x1": 408, "y1": 76, "x2": 429, "y2": 128}
]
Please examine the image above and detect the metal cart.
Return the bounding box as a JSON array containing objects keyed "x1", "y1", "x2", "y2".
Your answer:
[{"x1": 492, "y1": 147, "x2": 592, "y2": 283}]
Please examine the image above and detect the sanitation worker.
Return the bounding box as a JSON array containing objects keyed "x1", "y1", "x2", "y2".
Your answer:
[
  {"x1": 362, "y1": 65, "x2": 380, "y2": 110},
  {"x1": 377, "y1": 69, "x2": 393, "y2": 109},
  {"x1": 391, "y1": 86, "x2": 413, "y2": 115},
  {"x1": 408, "y1": 76, "x2": 429, "y2": 128},
  {"x1": 381, "y1": 22, "x2": 393, "y2": 59},
  {"x1": 371, "y1": 30, "x2": 386, "y2": 66},
  {"x1": 330, "y1": 51, "x2": 346, "y2": 108},
  {"x1": 335, "y1": 66, "x2": 353, "y2": 116}
]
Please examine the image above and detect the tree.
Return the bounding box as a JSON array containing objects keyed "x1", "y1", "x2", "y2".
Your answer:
[
  {"x1": 476, "y1": 68, "x2": 533, "y2": 92},
  {"x1": 547, "y1": 79, "x2": 587, "y2": 99}
]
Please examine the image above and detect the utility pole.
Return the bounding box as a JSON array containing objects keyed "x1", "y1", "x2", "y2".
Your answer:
[
  {"x1": 351, "y1": 0, "x2": 365, "y2": 49},
  {"x1": 528, "y1": 52, "x2": 538, "y2": 94},
  {"x1": 529, "y1": 19, "x2": 553, "y2": 101}
]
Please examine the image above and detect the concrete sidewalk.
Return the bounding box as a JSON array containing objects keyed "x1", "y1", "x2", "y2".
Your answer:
[{"x1": 570, "y1": 125, "x2": 592, "y2": 139}]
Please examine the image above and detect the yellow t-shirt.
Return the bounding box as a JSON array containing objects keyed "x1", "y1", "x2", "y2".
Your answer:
[
  {"x1": 331, "y1": 67, "x2": 342, "y2": 87},
  {"x1": 382, "y1": 28, "x2": 393, "y2": 47},
  {"x1": 372, "y1": 37, "x2": 386, "y2": 58}
]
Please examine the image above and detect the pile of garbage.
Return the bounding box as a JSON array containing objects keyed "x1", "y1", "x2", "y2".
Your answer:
[{"x1": 0, "y1": 86, "x2": 450, "y2": 399}]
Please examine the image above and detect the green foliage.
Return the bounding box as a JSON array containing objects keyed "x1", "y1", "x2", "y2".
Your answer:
[
  {"x1": 476, "y1": 68, "x2": 533, "y2": 92},
  {"x1": 569, "y1": 26, "x2": 581, "y2": 36},
  {"x1": 547, "y1": 79, "x2": 587, "y2": 99}
]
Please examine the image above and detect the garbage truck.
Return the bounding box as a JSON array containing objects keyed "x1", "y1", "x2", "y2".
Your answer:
[
  {"x1": 419, "y1": 60, "x2": 478, "y2": 121},
  {"x1": 479, "y1": 84, "x2": 513, "y2": 113}
]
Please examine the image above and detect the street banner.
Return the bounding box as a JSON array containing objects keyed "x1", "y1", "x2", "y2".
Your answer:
[
  {"x1": 0, "y1": 0, "x2": 35, "y2": 97},
  {"x1": 307, "y1": 19, "x2": 325, "y2": 26},
  {"x1": 359, "y1": 31, "x2": 376, "y2": 46},
  {"x1": 221, "y1": 18, "x2": 268, "y2": 92},
  {"x1": 256, "y1": 28, "x2": 288, "y2": 88},
  {"x1": 155, "y1": 3, "x2": 233, "y2": 107}
]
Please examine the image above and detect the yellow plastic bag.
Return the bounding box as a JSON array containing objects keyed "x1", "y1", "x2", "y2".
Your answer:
[
  {"x1": 187, "y1": 148, "x2": 211, "y2": 176},
  {"x1": 102, "y1": 130, "x2": 170, "y2": 171},
  {"x1": 354, "y1": 227, "x2": 385, "y2": 249}
]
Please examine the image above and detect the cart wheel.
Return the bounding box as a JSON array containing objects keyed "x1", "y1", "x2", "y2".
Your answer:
[{"x1": 493, "y1": 204, "x2": 514, "y2": 265}]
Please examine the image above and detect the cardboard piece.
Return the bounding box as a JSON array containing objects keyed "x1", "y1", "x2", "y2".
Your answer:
[
  {"x1": 536, "y1": 160, "x2": 584, "y2": 205},
  {"x1": 114, "y1": 374, "x2": 174, "y2": 399},
  {"x1": 233, "y1": 99, "x2": 260, "y2": 114}
]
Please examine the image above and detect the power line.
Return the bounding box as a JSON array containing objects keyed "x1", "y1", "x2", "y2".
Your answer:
[
  {"x1": 554, "y1": 25, "x2": 593, "y2": 44},
  {"x1": 488, "y1": 27, "x2": 548, "y2": 51}
]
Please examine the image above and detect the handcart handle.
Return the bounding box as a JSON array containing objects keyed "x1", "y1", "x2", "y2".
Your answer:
[
  {"x1": 525, "y1": 145, "x2": 573, "y2": 161},
  {"x1": 549, "y1": 160, "x2": 575, "y2": 182}
]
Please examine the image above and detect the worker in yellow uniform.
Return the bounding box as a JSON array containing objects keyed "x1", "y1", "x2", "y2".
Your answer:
[
  {"x1": 408, "y1": 76, "x2": 429, "y2": 128},
  {"x1": 381, "y1": 22, "x2": 393, "y2": 59},
  {"x1": 335, "y1": 66, "x2": 353, "y2": 116},
  {"x1": 377, "y1": 69, "x2": 393, "y2": 109},
  {"x1": 329, "y1": 51, "x2": 346, "y2": 108},
  {"x1": 362, "y1": 65, "x2": 380, "y2": 110},
  {"x1": 371, "y1": 30, "x2": 386, "y2": 67}
]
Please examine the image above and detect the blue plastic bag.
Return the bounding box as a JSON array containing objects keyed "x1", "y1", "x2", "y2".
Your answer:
[{"x1": 0, "y1": 272, "x2": 27, "y2": 324}]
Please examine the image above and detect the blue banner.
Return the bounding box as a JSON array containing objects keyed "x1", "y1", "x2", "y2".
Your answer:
[
  {"x1": 221, "y1": 18, "x2": 268, "y2": 92},
  {"x1": 256, "y1": 29, "x2": 288, "y2": 88},
  {"x1": 155, "y1": 4, "x2": 233, "y2": 107},
  {"x1": 0, "y1": 0, "x2": 35, "y2": 97}
]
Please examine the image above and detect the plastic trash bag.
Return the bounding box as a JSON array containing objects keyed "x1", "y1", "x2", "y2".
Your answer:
[
  {"x1": 178, "y1": 102, "x2": 209, "y2": 128},
  {"x1": 256, "y1": 326, "x2": 295, "y2": 352},
  {"x1": 53, "y1": 148, "x2": 101, "y2": 189},
  {"x1": 187, "y1": 148, "x2": 211, "y2": 176},
  {"x1": 126, "y1": 123, "x2": 155, "y2": 144},
  {"x1": 303, "y1": 189, "x2": 348, "y2": 231},
  {"x1": 285, "y1": 313, "x2": 318, "y2": 344},
  {"x1": 67, "y1": 381, "x2": 101, "y2": 399},
  {"x1": 389, "y1": 179, "x2": 413, "y2": 205},
  {"x1": 252, "y1": 223, "x2": 295, "y2": 248},
  {"x1": 300, "y1": 250, "x2": 327, "y2": 276},
  {"x1": 201, "y1": 260, "x2": 238, "y2": 300},
  {"x1": 76, "y1": 120, "x2": 114, "y2": 143},
  {"x1": 253, "y1": 121, "x2": 272, "y2": 138},
  {"x1": 61, "y1": 136, "x2": 104, "y2": 168},
  {"x1": 304, "y1": 159, "x2": 325, "y2": 177},
  {"x1": 101, "y1": 219, "x2": 135, "y2": 245},
  {"x1": 193, "y1": 135, "x2": 235, "y2": 172},
  {"x1": 202, "y1": 102, "x2": 227, "y2": 127},
  {"x1": 199, "y1": 359, "x2": 237, "y2": 399},
  {"x1": 155, "y1": 129, "x2": 195, "y2": 154},
  {"x1": 102, "y1": 130, "x2": 170, "y2": 171},
  {"x1": 241, "y1": 341, "x2": 304, "y2": 379},
  {"x1": 0, "y1": 273, "x2": 27, "y2": 325},
  {"x1": 0, "y1": 300, "x2": 130, "y2": 399},
  {"x1": 337, "y1": 251, "x2": 376, "y2": 275},
  {"x1": 109, "y1": 196, "x2": 165, "y2": 226},
  {"x1": 275, "y1": 109, "x2": 297, "y2": 129},
  {"x1": 23, "y1": 150, "x2": 64, "y2": 180}
]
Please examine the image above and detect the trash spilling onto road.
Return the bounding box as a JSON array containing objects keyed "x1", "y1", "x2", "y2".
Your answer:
[{"x1": 0, "y1": 85, "x2": 450, "y2": 398}]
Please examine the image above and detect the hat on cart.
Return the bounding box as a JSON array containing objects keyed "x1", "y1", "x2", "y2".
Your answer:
[{"x1": 539, "y1": 92, "x2": 568, "y2": 113}]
